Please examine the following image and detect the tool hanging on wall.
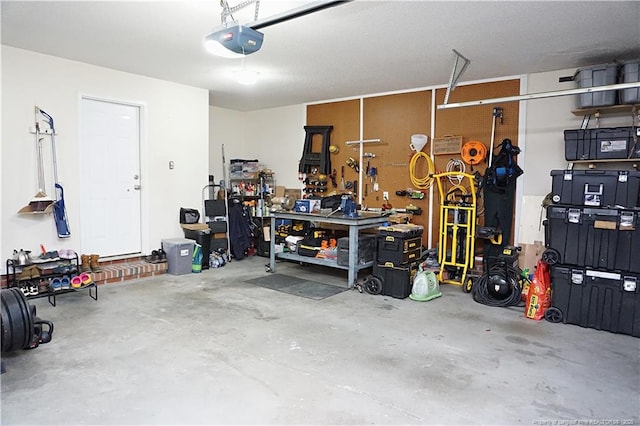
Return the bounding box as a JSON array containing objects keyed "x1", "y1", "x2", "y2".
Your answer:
[
  {"x1": 461, "y1": 141, "x2": 487, "y2": 169},
  {"x1": 370, "y1": 167, "x2": 378, "y2": 191},
  {"x1": 39, "y1": 108, "x2": 71, "y2": 238},
  {"x1": 340, "y1": 166, "x2": 346, "y2": 190},
  {"x1": 488, "y1": 107, "x2": 503, "y2": 167},
  {"x1": 19, "y1": 107, "x2": 55, "y2": 214},
  {"x1": 298, "y1": 125, "x2": 333, "y2": 175},
  {"x1": 346, "y1": 157, "x2": 359, "y2": 172}
]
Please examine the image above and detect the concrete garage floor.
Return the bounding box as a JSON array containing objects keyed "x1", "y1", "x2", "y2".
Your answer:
[{"x1": 2, "y1": 255, "x2": 639, "y2": 425}]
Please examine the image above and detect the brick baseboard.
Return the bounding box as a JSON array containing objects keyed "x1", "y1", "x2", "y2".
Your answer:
[{"x1": 1, "y1": 258, "x2": 167, "y2": 289}]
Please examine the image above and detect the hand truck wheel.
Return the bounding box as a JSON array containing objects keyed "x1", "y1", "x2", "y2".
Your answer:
[{"x1": 462, "y1": 276, "x2": 474, "y2": 293}]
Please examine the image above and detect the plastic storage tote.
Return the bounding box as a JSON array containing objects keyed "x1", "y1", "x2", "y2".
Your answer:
[
  {"x1": 574, "y1": 64, "x2": 618, "y2": 108},
  {"x1": 550, "y1": 169, "x2": 640, "y2": 208},
  {"x1": 161, "y1": 238, "x2": 194, "y2": 275},
  {"x1": 564, "y1": 127, "x2": 639, "y2": 161},
  {"x1": 544, "y1": 206, "x2": 621, "y2": 270},
  {"x1": 619, "y1": 61, "x2": 640, "y2": 104},
  {"x1": 549, "y1": 265, "x2": 640, "y2": 337},
  {"x1": 336, "y1": 235, "x2": 376, "y2": 267}
]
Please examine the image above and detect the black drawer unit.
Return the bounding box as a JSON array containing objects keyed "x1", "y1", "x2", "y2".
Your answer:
[
  {"x1": 377, "y1": 247, "x2": 421, "y2": 266},
  {"x1": 550, "y1": 169, "x2": 640, "y2": 208},
  {"x1": 376, "y1": 235, "x2": 422, "y2": 266},
  {"x1": 372, "y1": 261, "x2": 420, "y2": 299},
  {"x1": 550, "y1": 265, "x2": 640, "y2": 337},
  {"x1": 564, "y1": 127, "x2": 640, "y2": 161}
]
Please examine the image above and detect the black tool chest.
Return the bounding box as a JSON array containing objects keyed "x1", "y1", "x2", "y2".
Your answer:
[
  {"x1": 550, "y1": 169, "x2": 640, "y2": 207},
  {"x1": 546, "y1": 169, "x2": 640, "y2": 336},
  {"x1": 372, "y1": 224, "x2": 423, "y2": 298},
  {"x1": 564, "y1": 127, "x2": 640, "y2": 161}
]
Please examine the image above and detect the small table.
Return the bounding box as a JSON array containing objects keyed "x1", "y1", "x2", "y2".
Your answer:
[{"x1": 268, "y1": 211, "x2": 388, "y2": 287}]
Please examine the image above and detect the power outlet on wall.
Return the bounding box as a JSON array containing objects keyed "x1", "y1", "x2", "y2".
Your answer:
[{"x1": 383, "y1": 191, "x2": 389, "y2": 200}]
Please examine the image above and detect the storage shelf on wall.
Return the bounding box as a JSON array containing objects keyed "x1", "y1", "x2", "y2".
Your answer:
[{"x1": 572, "y1": 104, "x2": 639, "y2": 116}]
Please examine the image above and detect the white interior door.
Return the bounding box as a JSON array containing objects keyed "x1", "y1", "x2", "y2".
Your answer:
[{"x1": 80, "y1": 98, "x2": 141, "y2": 257}]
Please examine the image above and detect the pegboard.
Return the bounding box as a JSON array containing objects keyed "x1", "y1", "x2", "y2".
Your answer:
[
  {"x1": 431, "y1": 79, "x2": 520, "y2": 249},
  {"x1": 305, "y1": 80, "x2": 521, "y2": 249},
  {"x1": 362, "y1": 91, "x2": 432, "y2": 233}
]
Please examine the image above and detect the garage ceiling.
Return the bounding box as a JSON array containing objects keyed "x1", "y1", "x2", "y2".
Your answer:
[{"x1": 2, "y1": 1, "x2": 639, "y2": 112}]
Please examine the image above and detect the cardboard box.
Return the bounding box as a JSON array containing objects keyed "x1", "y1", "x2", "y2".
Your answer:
[
  {"x1": 518, "y1": 241, "x2": 544, "y2": 275},
  {"x1": 294, "y1": 199, "x2": 321, "y2": 213},
  {"x1": 275, "y1": 186, "x2": 286, "y2": 198},
  {"x1": 285, "y1": 188, "x2": 302, "y2": 200},
  {"x1": 181, "y1": 223, "x2": 209, "y2": 231}
]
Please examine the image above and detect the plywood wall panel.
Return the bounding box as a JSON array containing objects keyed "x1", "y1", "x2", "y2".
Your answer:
[
  {"x1": 305, "y1": 80, "x2": 521, "y2": 251},
  {"x1": 432, "y1": 80, "x2": 520, "y2": 248},
  {"x1": 362, "y1": 91, "x2": 432, "y2": 231}
]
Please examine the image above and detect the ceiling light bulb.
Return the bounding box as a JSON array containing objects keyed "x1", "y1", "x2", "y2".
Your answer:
[
  {"x1": 234, "y1": 69, "x2": 259, "y2": 85},
  {"x1": 204, "y1": 39, "x2": 245, "y2": 59}
]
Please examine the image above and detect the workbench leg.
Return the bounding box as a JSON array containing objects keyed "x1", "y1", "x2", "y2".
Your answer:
[
  {"x1": 348, "y1": 224, "x2": 358, "y2": 288},
  {"x1": 268, "y1": 216, "x2": 276, "y2": 273}
]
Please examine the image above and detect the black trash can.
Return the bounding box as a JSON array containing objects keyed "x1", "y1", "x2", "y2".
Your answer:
[{"x1": 183, "y1": 228, "x2": 212, "y2": 270}]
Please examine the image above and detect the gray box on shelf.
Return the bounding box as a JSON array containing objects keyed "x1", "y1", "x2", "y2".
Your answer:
[
  {"x1": 161, "y1": 238, "x2": 194, "y2": 275},
  {"x1": 575, "y1": 64, "x2": 618, "y2": 108},
  {"x1": 336, "y1": 235, "x2": 376, "y2": 266},
  {"x1": 619, "y1": 61, "x2": 640, "y2": 104}
]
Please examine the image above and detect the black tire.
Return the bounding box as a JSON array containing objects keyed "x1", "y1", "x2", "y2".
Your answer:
[
  {"x1": 544, "y1": 307, "x2": 563, "y2": 323},
  {"x1": 541, "y1": 248, "x2": 560, "y2": 265},
  {"x1": 462, "y1": 277, "x2": 473, "y2": 293},
  {"x1": 365, "y1": 276, "x2": 383, "y2": 295},
  {"x1": 1, "y1": 288, "x2": 34, "y2": 352}
]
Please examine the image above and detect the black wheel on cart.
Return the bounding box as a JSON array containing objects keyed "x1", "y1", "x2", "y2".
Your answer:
[
  {"x1": 544, "y1": 307, "x2": 563, "y2": 323},
  {"x1": 462, "y1": 276, "x2": 474, "y2": 293},
  {"x1": 364, "y1": 276, "x2": 383, "y2": 295},
  {"x1": 541, "y1": 248, "x2": 560, "y2": 265}
]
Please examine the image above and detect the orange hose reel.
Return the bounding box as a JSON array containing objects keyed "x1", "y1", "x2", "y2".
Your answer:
[{"x1": 461, "y1": 141, "x2": 487, "y2": 165}]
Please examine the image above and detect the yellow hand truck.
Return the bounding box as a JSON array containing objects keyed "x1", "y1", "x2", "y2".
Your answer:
[{"x1": 432, "y1": 172, "x2": 477, "y2": 290}]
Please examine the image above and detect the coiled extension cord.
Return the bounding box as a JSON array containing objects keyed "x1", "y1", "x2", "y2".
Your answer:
[{"x1": 472, "y1": 262, "x2": 524, "y2": 307}]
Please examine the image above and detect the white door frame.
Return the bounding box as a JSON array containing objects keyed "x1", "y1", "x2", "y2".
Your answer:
[{"x1": 78, "y1": 94, "x2": 149, "y2": 257}]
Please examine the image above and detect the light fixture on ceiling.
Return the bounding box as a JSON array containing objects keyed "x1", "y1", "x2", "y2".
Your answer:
[
  {"x1": 234, "y1": 68, "x2": 260, "y2": 85},
  {"x1": 204, "y1": 0, "x2": 351, "y2": 58},
  {"x1": 204, "y1": 24, "x2": 264, "y2": 58}
]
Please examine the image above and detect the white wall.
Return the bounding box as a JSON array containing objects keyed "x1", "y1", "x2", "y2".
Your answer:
[
  {"x1": 245, "y1": 105, "x2": 306, "y2": 188},
  {"x1": 517, "y1": 68, "x2": 633, "y2": 243},
  {"x1": 1, "y1": 46, "x2": 209, "y2": 269},
  {"x1": 208, "y1": 104, "x2": 306, "y2": 190},
  {"x1": 209, "y1": 106, "x2": 246, "y2": 187}
]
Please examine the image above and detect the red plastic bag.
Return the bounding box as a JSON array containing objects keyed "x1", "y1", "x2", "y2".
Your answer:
[{"x1": 525, "y1": 260, "x2": 551, "y2": 320}]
